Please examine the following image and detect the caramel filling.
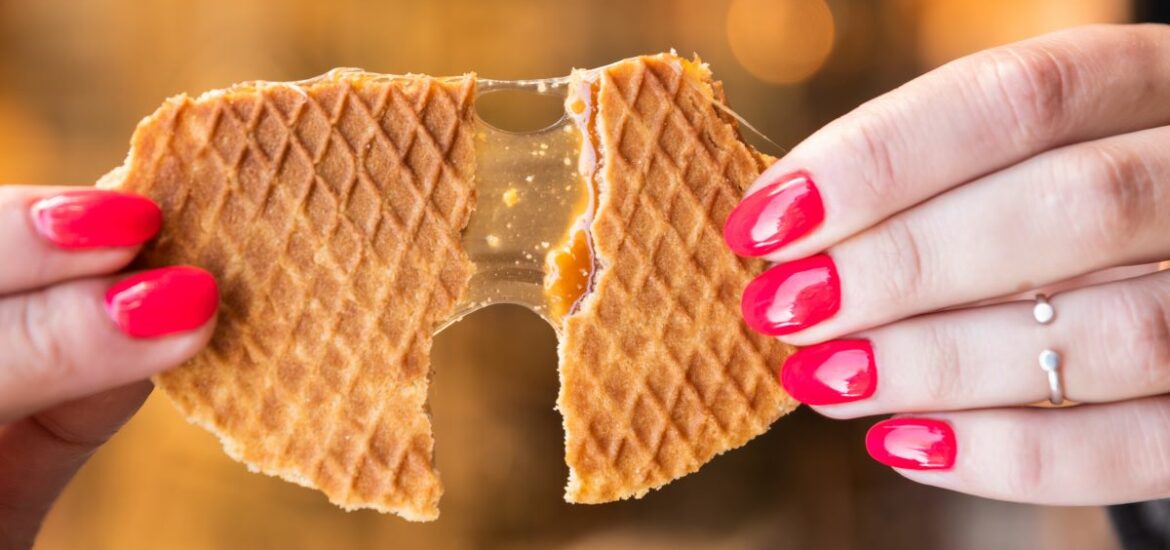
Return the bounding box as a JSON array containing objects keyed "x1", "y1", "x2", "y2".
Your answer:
[
  {"x1": 545, "y1": 227, "x2": 594, "y2": 321},
  {"x1": 543, "y1": 74, "x2": 600, "y2": 324},
  {"x1": 449, "y1": 56, "x2": 743, "y2": 333}
]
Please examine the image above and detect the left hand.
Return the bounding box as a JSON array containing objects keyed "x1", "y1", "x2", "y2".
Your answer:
[
  {"x1": 724, "y1": 24, "x2": 1170, "y2": 505},
  {"x1": 0, "y1": 186, "x2": 217, "y2": 547}
]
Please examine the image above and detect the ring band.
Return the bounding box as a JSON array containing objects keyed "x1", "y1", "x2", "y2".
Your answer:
[
  {"x1": 1038, "y1": 349, "x2": 1064, "y2": 405},
  {"x1": 1033, "y1": 294, "x2": 1064, "y2": 405}
]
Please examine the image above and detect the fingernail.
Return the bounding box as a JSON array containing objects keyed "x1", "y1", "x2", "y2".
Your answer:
[
  {"x1": 781, "y1": 339, "x2": 875, "y2": 405},
  {"x1": 31, "y1": 190, "x2": 161, "y2": 249},
  {"x1": 104, "y1": 266, "x2": 218, "y2": 338},
  {"x1": 741, "y1": 254, "x2": 840, "y2": 336},
  {"x1": 724, "y1": 170, "x2": 823, "y2": 257},
  {"x1": 865, "y1": 418, "x2": 956, "y2": 470}
]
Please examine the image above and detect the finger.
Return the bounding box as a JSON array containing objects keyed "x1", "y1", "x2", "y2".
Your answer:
[
  {"x1": 751, "y1": 123, "x2": 1170, "y2": 344},
  {"x1": 0, "y1": 381, "x2": 152, "y2": 548},
  {"x1": 0, "y1": 266, "x2": 217, "y2": 422},
  {"x1": 0, "y1": 185, "x2": 161, "y2": 295},
  {"x1": 779, "y1": 270, "x2": 1170, "y2": 417},
  {"x1": 724, "y1": 24, "x2": 1170, "y2": 261},
  {"x1": 864, "y1": 397, "x2": 1170, "y2": 505}
]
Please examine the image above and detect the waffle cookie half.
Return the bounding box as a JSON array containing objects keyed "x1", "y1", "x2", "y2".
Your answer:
[
  {"x1": 558, "y1": 56, "x2": 798, "y2": 503},
  {"x1": 98, "y1": 53, "x2": 797, "y2": 521}
]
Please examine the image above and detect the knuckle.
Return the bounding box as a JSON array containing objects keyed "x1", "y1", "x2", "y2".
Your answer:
[
  {"x1": 1001, "y1": 420, "x2": 1050, "y2": 496},
  {"x1": 970, "y1": 24, "x2": 1164, "y2": 149},
  {"x1": 978, "y1": 45, "x2": 1073, "y2": 146},
  {"x1": 841, "y1": 105, "x2": 904, "y2": 200},
  {"x1": 1114, "y1": 283, "x2": 1170, "y2": 391},
  {"x1": 1067, "y1": 144, "x2": 1152, "y2": 251},
  {"x1": 13, "y1": 291, "x2": 75, "y2": 385},
  {"x1": 919, "y1": 323, "x2": 963, "y2": 405},
  {"x1": 870, "y1": 217, "x2": 931, "y2": 306}
]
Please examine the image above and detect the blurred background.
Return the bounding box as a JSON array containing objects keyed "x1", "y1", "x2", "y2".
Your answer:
[{"x1": 2, "y1": 0, "x2": 1165, "y2": 548}]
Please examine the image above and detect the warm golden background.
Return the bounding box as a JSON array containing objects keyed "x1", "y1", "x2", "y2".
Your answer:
[{"x1": 0, "y1": 0, "x2": 1158, "y2": 548}]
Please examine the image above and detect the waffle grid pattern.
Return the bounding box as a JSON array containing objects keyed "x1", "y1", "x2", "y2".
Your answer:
[
  {"x1": 110, "y1": 74, "x2": 476, "y2": 520},
  {"x1": 560, "y1": 57, "x2": 796, "y2": 502},
  {"x1": 104, "y1": 55, "x2": 792, "y2": 516}
]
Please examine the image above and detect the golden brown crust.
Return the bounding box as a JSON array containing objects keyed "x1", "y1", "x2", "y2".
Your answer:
[
  {"x1": 558, "y1": 55, "x2": 798, "y2": 503},
  {"x1": 100, "y1": 73, "x2": 478, "y2": 521}
]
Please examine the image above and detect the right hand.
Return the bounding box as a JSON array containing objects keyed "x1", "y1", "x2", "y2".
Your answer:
[{"x1": 723, "y1": 24, "x2": 1170, "y2": 506}]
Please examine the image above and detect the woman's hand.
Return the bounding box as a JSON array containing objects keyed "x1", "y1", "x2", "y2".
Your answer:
[
  {"x1": 0, "y1": 186, "x2": 217, "y2": 547},
  {"x1": 725, "y1": 24, "x2": 1170, "y2": 505}
]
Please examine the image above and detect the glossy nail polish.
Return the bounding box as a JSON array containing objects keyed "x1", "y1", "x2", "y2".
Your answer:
[
  {"x1": 865, "y1": 418, "x2": 956, "y2": 470},
  {"x1": 723, "y1": 171, "x2": 823, "y2": 257},
  {"x1": 31, "y1": 190, "x2": 162, "y2": 249},
  {"x1": 104, "y1": 266, "x2": 218, "y2": 338},
  {"x1": 741, "y1": 254, "x2": 840, "y2": 336},
  {"x1": 781, "y1": 339, "x2": 875, "y2": 405}
]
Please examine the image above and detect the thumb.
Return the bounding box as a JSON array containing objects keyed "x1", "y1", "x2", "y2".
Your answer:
[{"x1": 0, "y1": 381, "x2": 153, "y2": 549}]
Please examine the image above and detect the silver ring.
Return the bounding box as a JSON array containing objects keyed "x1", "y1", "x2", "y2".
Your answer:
[
  {"x1": 1033, "y1": 294, "x2": 1064, "y2": 405},
  {"x1": 1038, "y1": 349, "x2": 1064, "y2": 405}
]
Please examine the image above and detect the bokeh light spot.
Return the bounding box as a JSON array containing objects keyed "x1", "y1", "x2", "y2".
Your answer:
[
  {"x1": 918, "y1": 0, "x2": 1130, "y2": 68},
  {"x1": 726, "y1": 0, "x2": 835, "y2": 85}
]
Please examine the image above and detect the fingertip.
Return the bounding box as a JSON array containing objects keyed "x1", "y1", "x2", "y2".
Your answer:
[
  {"x1": 0, "y1": 186, "x2": 162, "y2": 293},
  {"x1": 723, "y1": 170, "x2": 824, "y2": 258},
  {"x1": 29, "y1": 189, "x2": 162, "y2": 250},
  {"x1": 864, "y1": 417, "x2": 957, "y2": 471},
  {"x1": 104, "y1": 266, "x2": 219, "y2": 339}
]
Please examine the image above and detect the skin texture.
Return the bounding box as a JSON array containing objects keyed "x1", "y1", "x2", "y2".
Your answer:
[
  {"x1": 0, "y1": 185, "x2": 215, "y2": 548},
  {"x1": 727, "y1": 23, "x2": 1170, "y2": 505}
]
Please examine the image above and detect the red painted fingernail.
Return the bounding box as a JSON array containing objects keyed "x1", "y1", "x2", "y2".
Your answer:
[
  {"x1": 866, "y1": 418, "x2": 956, "y2": 470},
  {"x1": 724, "y1": 171, "x2": 823, "y2": 257},
  {"x1": 741, "y1": 254, "x2": 840, "y2": 336},
  {"x1": 104, "y1": 266, "x2": 218, "y2": 338},
  {"x1": 31, "y1": 190, "x2": 161, "y2": 249},
  {"x1": 781, "y1": 339, "x2": 875, "y2": 405}
]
